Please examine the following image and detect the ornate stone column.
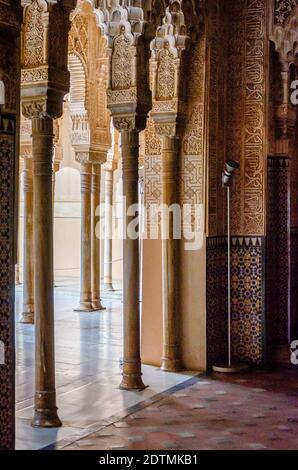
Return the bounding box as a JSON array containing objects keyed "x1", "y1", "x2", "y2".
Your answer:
[
  {"x1": 91, "y1": 163, "x2": 105, "y2": 310},
  {"x1": 106, "y1": 20, "x2": 152, "y2": 389},
  {"x1": 31, "y1": 116, "x2": 61, "y2": 427},
  {"x1": 52, "y1": 160, "x2": 60, "y2": 287},
  {"x1": 160, "y1": 134, "x2": 182, "y2": 371},
  {"x1": 103, "y1": 128, "x2": 120, "y2": 291},
  {"x1": 120, "y1": 128, "x2": 144, "y2": 389},
  {"x1": 75, "y1": 159, "x2": 93, "y2": 312},
  {"x1": 20, "y1": 157, "x2": 34, "y2": 324},
  {"x1": 150, "y1": 12, "x2": 189, "y2": 372},
  {"x1": 103, "y1": 168, "x2": 114, "y2": 290},
  {"x1": 21, "y1": 0, "x2": 75, "y2": 427},
  {"x1": 15, "y1": 172, "x2": 22, "y2": 286}
]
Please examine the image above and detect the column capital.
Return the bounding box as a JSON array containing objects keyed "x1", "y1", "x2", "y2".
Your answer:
[
  {"x1": 21, "y1": 0, "x2": 76, "y2": 120},
  {"x1": 150, "y1": 4, "x2": 190, "y2": 139},
  {"x1": 106, "y1": 25, "x2": 152, "y2": 133},
  {"x1": 103, "y1": 160, "x2": 118, "y2": 172},
  {"x1": 74, "y1": 149, "x2": 107, "y2": 165},
  {"x1": 112, "y1": 114, "x2": 147, "y2": 134}
]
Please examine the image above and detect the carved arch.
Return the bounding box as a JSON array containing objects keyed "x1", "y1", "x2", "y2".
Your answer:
[
  {"x1": 68, "y1": 52, "x2": 87, "y2": 114},
  {"x1": 69, "y1": 0, "x2": 111, "y2": 155}
]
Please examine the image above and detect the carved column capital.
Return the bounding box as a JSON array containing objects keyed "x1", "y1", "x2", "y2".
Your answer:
[
  {"x1": 150, "y1": 5, "x2": 189, "y2": 139},
  {"x1": 21, "y1": 0, "x2": 76, "y2": 120},
  {"x1": 113, "y1": 115, "x2": 147, "y2": 134},
  {"x1": 75, "y1": 151, "x2": 90, "y2": 165},
  {"x1": 106, "y1": 24, "x2": 152, "y2": 133}
]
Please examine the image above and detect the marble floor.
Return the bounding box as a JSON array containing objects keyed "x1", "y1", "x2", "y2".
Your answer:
[
  {"x1": 15, "y1": 281, "x2": 198, "y2": 450},
  {"x1": 62, "y1": 368, "x2": 298, "y2": 451}
]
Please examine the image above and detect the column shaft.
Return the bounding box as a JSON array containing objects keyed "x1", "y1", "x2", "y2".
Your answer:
[
  {"x1": 75, "y1": 162, "x2": 93, "y2": 311},
  {"x1": 52, "y1": 164, "x2": 58, "y2": 287},
  {"x1": 31, "y1": 116, "x2": 61, "y2": 427},
  {"x1": 20, "y1": 158, "x2": 34, "y2": 324},
  {"x1": 120, "y1": 130, "x2": 145, "y2": 390},
  {"x1": 91, "y1": 164, "x2": 105, "y2": 310},
  {"x1": 161, "y1": 136, "x2": 182, "y2": 372},
  {"x1": 104, "y1": 169, "x2": 114, "y2": 290}
]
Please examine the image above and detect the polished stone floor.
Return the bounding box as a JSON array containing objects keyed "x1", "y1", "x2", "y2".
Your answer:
[
  {"x1": 15, "y1": 281, "x2": 198, "y2": 450},
  {"x1": 61, "y1": 368, "x2": 298, "y2": 451}
]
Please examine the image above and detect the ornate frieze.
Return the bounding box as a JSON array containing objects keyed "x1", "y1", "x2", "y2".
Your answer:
[
  {"x1": 225, "y1": 0, "x2": 266, "y2": 236},
  {"x1": 205, "y1": 0, "x2": 226, "y2": 236}
]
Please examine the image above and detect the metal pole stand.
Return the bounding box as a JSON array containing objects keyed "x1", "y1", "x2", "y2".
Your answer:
[{"x1": 212, "y1": 169, "x2": 248, "y2": 374}]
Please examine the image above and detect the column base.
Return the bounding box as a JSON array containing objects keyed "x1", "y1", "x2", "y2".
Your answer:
[
  {"x1": 103, "y1": 283, "x2": 115, "y2": 292},
  {"x1": 74, "y1": 301, "x2": 94, "y2": 312},
  {"x1": 161, "y1": 357, "x2": 183, "y2": 372},
  {"x1": 120, "y1": 374, "x2": 147, "y2": 391},
  {"x1": 31, "y1": 408, "x2": 62, "y2": 428},
  {"x1": 19, "y1": 309, "x2": 34, "y2": 324},
  {"x1": 92, "y1": 300, "x2": 106, "y2": 311},
  {"x1": 120, "y1": 360, "x2": 146, "y2": 390}
]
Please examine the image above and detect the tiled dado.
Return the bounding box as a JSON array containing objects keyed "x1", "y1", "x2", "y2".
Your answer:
[
  {"x1": 0, "y1": 114, "x2": 16, "y2": 450},
  {"x1": 266, "y1": 157, "x2": 289, "y2": 348},
  {"x1": 290, "y1": 227, "x2": 298, "y2": 341},
  {"x1": 207, "y1": 236, "x2": 266, "y2": 367},
  {"x1": 206, "y1": 237, "x2": 228, "y2": 368},
  {"x1": 231, "y1": 237, "x2": 266, "y2": 365}
]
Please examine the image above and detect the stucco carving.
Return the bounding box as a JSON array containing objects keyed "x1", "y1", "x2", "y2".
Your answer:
[
  {"x1": 274, "y1": 0, "x2": 298, "y2": 24},
  {"x1": 68, "y1": 3, "x2": 111, "y2": 164},
  {"x1": 149, "y1": 1, "x2": 194, "y2": 138},
  {"x1": 21, "y1": 0, "x2": 76, "y2": 120},
  {"x1": 111, "y1": 28, "x2": 134, "y2": 90}
]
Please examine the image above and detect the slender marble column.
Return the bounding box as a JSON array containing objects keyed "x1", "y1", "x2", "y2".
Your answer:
[
  {"x1": 31, "y1": 116, "x2": 61, "y2": 427},
  {"x1": 20, "y1": 158, "x2": 34, "y2": 324},
  {"x1": 75, "y1": 162, "x2": 93, "y2": 312},
  {"x1": 52, "y1": 162, "x2": 59, "y2": 287},
  {"x1": 15, "y1": 173, "x2": 22, "y2": 286},
  {"x1": 91, "y1": 164, "x2": 105, "y2": 310},
  {"x1": 161, "y1": 136, "x2": 182, "y2": 372},
  {"x1": 120, "y1": 130, "x2": 145, "y2": 390},
  {"x1": 15, "y1": 264, "x2": 21, "y2": 285},
  {"x1": 104, "y1": 169, "x2": 114, "y2": 291}
]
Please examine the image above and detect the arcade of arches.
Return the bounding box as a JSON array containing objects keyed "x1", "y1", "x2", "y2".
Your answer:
[{"x1": 1, "y1": 0, "x2": 298, "y2": 451}]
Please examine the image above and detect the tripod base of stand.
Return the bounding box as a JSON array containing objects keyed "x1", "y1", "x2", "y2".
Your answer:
[{"x1": 212, "y1": 363, "x2": 249, "y2": 374}]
